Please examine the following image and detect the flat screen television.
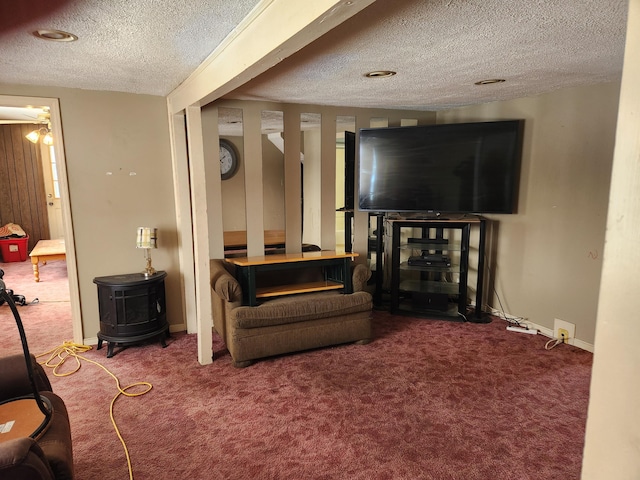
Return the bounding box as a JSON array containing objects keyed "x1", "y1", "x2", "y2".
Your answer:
[{"x1": 358, "y1": 120, "x2": 524, "y2": 214}]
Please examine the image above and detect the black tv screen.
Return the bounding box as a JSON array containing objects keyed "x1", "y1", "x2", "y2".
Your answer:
[{"x1": 358, "y1": 120, "x2": 524, "y2": 214}]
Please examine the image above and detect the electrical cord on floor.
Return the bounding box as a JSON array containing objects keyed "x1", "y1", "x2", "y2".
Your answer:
[
  {"x1": 544, "y1": 332, "x2": 566, "y2": 350},
  {"x1": 37, "y1": 341, "x2": 152, "y2": 480},
  {"x1": 485, "y1": 301, "x2": 527, "y2": 325},
  {"x1": 483, "y1": 265, "x2": 529, "y2": 326}
]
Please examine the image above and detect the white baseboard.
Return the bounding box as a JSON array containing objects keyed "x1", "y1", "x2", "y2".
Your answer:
[
  {"x1": 528, "y1": 321, "x2": 594, "y2": 352},
  {"x1": 482, "y1": 305, "x2": 594, "y2": 353},
  {"x1": 575, "y1": 338, "x2": 594, "y2": 352}
]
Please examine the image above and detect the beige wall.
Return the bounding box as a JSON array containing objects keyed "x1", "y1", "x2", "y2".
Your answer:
[
  {"x1": 438, "y1": 81, "x2": 620, "y2": 346},
  {"x1": 302, "y1": 128, "x2": 322, "y2": 246},
  {"x1": 262, "y1": 135, "x2": 286, "y2": 231},
  {"x1": 202, "y1": 134, "x2": 285, "y2": 238},
  {"x1": 0, "y1": 84, "x2": 184, "y2": 342},
  {"x1": 219, "y1": 136, "x2": 248, "y2": 232}
]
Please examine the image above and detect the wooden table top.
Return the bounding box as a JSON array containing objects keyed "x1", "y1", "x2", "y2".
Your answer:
[{"x1": 29, "y1": 239, "x2": 66, "y2": 257}]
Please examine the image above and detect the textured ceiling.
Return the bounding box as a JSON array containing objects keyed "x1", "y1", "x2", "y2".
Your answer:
[
  {"x1": 0, "y1": 0, "x2": 259, "y2": 96},
  {"x1": 0, "y1": 0, "x2": 629, "y2": 116},
  {"x1": 227, "y1": 0, "x2": 628, "y2": 110}
]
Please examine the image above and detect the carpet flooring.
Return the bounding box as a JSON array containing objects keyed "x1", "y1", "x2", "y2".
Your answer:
[{"x1": 0, "y1": 259, "x2": 593, "y2": 479}]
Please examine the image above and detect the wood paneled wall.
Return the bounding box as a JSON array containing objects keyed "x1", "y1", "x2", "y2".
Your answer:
[{"x1": 0, "y1": 124, "x2": 49, "y2": 251}]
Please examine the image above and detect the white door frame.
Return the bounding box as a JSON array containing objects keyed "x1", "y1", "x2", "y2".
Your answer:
[{"x1": 0, "y1": 94, "x2": 83, "y2": 344}]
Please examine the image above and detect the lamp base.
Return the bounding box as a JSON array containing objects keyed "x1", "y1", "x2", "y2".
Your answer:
[{"x1": 143, "y1": 250, "x2": 156, "y2": 277}]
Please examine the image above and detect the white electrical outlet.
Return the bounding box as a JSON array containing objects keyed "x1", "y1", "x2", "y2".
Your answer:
[{"x1": 554, "y1": 318, "x2": 576, "y2": 345}]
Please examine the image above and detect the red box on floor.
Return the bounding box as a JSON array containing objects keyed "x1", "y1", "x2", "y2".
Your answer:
[{"x1": 0, "y1": 236, "x2": 29, "y2": 262}]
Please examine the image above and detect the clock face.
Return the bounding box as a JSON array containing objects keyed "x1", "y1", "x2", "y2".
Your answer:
[{"x1": 219, "y1": 139, "x2": 238, "y2": 180}]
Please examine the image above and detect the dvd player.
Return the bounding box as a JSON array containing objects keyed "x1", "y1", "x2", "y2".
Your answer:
[{"x1": 408, "y1": 255, "x2": 451, "y2": 267}]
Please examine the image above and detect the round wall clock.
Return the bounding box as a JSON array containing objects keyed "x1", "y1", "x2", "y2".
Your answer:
[{"x1": 219, "y1": 139, "x2": 239, "y2": 180}]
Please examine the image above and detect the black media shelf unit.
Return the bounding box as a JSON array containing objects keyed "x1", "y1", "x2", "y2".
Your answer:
[{"x1": 390, "y1": 216, "x2": 488, "y2": 322}]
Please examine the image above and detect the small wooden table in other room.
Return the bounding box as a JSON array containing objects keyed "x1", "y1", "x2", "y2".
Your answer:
[{"x1": 29, "y1": 239, "x2": 66, "y2": 282}]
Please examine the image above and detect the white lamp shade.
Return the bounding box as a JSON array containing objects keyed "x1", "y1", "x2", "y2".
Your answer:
[
  {"x1": 136, "y1": 227, "x2": 157, "y2": 249},
  {"x1": 25, "y1": 130, "x2": 41, "y2": 143}
]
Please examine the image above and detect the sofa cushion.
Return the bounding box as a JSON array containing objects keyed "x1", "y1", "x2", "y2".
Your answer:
[{"x1": 231, "y1": 291, "x2": 372, "y2": 329}]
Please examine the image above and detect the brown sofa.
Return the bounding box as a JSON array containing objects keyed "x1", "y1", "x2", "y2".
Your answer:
[
  {"x1": 0, "y1": 354, "x2": 74, "y2": 480},
  {"x1": 210, "y1": 258, "x2": 373, "y2": 367}
]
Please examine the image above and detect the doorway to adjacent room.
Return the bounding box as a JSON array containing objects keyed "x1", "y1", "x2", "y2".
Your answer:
[{"x1": 0, "y1": 94, "x2": 82, "y2": 345}]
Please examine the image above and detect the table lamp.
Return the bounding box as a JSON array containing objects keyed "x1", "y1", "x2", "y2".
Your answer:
[{"x1": 136, "y1": 227, "x2": 157, "y2": 277}]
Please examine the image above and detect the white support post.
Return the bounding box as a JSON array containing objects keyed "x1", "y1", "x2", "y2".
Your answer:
[{"x1": 185, "y1": 106, "x2": 213, "y2": 365}]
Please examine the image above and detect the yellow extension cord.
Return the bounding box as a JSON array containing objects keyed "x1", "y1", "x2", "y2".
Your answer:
[{"x1": 36, "y1": 341, "x2": 152, "y2": 480}]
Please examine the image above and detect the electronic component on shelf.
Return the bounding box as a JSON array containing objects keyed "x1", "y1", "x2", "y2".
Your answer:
[{"x1": 407, "y1": 255, "x2": 451, "y2": 267}]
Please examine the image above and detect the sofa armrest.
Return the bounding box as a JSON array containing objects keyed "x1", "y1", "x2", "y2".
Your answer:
[
  {"x1": 210, "y1": 259, "x2": 243, "y2": 303},
  {"x1": 352, "y1": 264, "x2": 372, "y2": 292},
  {"x1": 0, "y1": 354, "x2": 52, "y2": 403},
  {"x1": 213, "y1": 272, "x2": 243, "y2": 303},
  {"x1": 0, "y1": 438, "x2": 56, "y2": 480},
  {"x1": 209, "y1": 259, "x2": 242, "y2": 296}
]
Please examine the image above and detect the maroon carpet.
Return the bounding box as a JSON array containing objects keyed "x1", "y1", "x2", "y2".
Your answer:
[
  {"x1": 0, "y1": 259, "x2": 73, "y2": 349},
  {"x1": 0, "y1": 260, "x2": 593, "y2": 479}
]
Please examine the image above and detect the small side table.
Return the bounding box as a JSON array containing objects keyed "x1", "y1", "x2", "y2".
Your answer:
[
  {"x1": 29, "y1": 239, "x2": 66, "y2": 282},
  {"x1": 94, "y1": 271, "x2": 169, "y2": 358}
]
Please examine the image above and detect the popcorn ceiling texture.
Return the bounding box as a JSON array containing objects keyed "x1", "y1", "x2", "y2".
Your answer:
[
  {"x1": 0, "y1": 0, "x2": 257, "y2": 96},
  {"x1": 0, "y1": 0, "x2": 628, "y2": 110},
  {"x1": 228, "y1": 0, "x2": 628, "y2": 110}
]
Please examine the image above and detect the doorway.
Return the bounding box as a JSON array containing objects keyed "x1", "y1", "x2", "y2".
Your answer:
[
  {"x1": 0, "y1": 95, "x2": 82, "y2": 344},
  {"x1": 41, "y1": 144, "x2": 64, "y2": 239}
]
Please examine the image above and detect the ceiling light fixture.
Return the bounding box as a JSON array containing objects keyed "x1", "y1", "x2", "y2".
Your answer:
[
  {"x1": 25, "y1": 126, "x2": 53, "y2": 145},
  {"x1": 474, "y1": 78, "x2": 506, "y2": 85},
  {"x1": 25, "y1": 110, "x2": 53, "y2": 145},
  {"x1": 365, "y1": 70, "x2": 397, "y2": 78},
  {"x1": 25, "y1": 128, "x2": 45, "y2": 143},
  {"x1": 32, "y1": 29, "x2": 78, "y2": 42}
]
